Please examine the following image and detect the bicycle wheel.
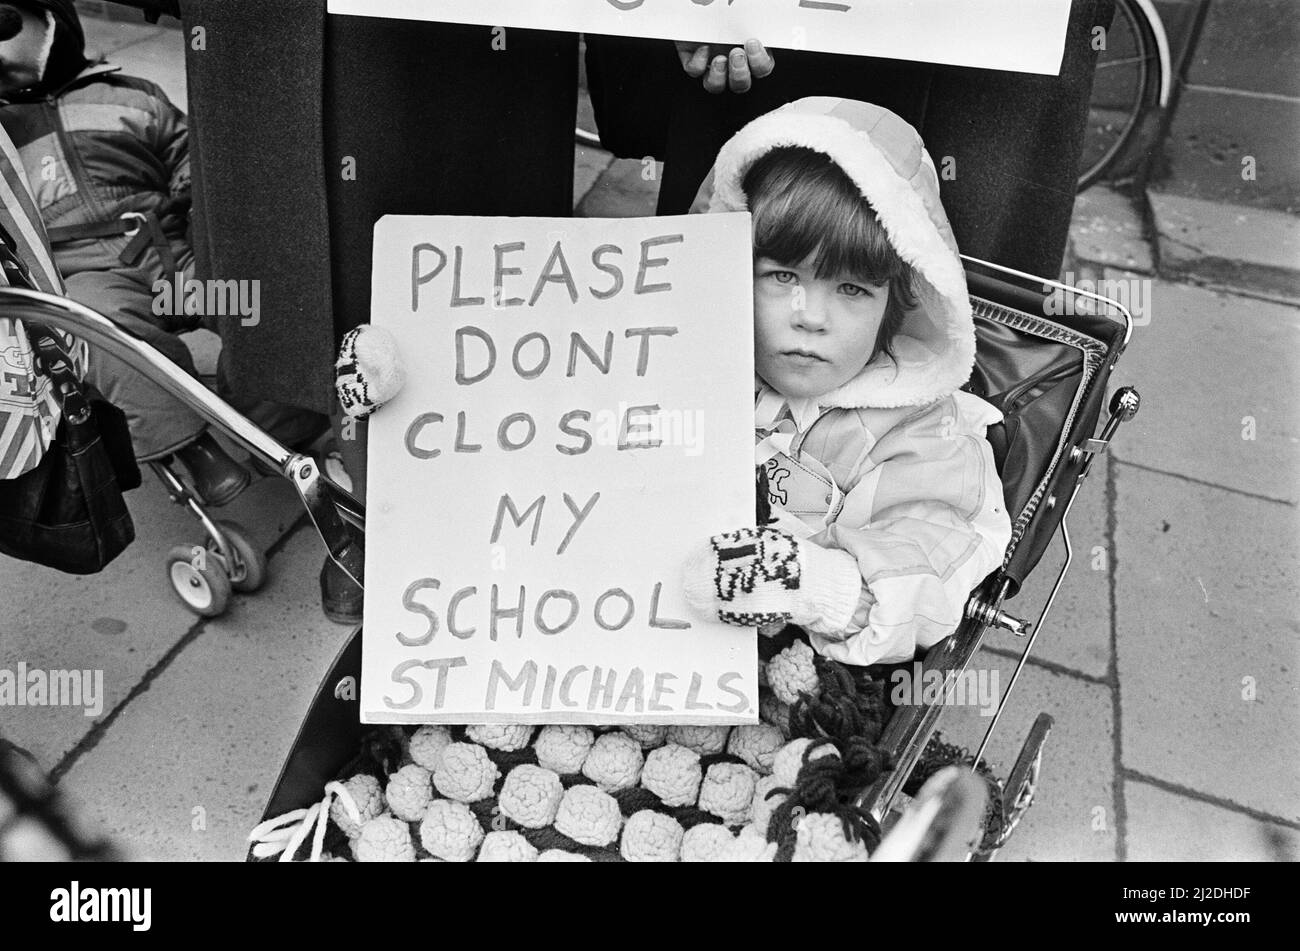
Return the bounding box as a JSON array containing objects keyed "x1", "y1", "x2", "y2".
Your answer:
[{"x1": 1077, "y1": 0, "x2": 1164, "y2": 191}]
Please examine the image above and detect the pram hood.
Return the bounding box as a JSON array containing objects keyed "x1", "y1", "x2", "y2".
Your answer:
[
  {"x1": 703, "y1": 96, "x2": 975, "y2": 410},
  {"x1": 0, "y1": 0, "x2": 88, "y2": 96}
]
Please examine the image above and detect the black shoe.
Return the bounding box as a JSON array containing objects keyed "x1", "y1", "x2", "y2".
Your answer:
[
  {"x1": 175, "y1": 433, "x2": 251, "y2": 507},
  {"x1": 320, "y1": 555, "x2": 363, "y2": 625}
]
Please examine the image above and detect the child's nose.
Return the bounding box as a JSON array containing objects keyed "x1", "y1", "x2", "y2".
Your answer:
[{"x1": 791, "y1": 289, "x2": 829, "y2": 331}]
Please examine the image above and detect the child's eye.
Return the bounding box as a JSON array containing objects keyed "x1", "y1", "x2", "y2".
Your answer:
[
  {"x1": 838, "y1": 282, "x2": 873, "y2": 297},
  {"x1": 770, "y1": 270, "x2": 798, "y2": 285}
]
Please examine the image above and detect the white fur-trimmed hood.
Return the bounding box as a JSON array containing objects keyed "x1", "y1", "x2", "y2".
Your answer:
[{"x1": 705, "y1": 97, "x2": 975, "y2": 410}]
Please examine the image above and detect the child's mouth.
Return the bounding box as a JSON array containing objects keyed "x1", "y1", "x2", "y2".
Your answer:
[{"x1": 780, "y1": 349, "x2": 826, "y2": 366}]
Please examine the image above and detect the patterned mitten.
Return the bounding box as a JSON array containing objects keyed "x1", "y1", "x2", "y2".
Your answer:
[
  {"x1": 336, "y1": 325, "x2": 406, "y2": 419},
  {"x1": 683, "y1": 526, "x2": 863, "y2": 632}
]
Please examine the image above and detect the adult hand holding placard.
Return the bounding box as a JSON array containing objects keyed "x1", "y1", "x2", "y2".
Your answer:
[
  {"x1": 675, "y1": 38, "x2": 777, "y2": 95},
  {"x1": 361, "y1": 214, "x2": 757, "y2": 725}
]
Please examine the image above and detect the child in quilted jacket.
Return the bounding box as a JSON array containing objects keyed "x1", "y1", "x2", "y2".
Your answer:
[
  {"x1": 0, "y1": 0, "x2": 326, "y2": 505},
  {"x1": 678, "y1": 97, "x2": 1012, "y2": 666},
  {"x1": 0, "y1": 0, "x2": 255, "y2": 505},
  {"x1": 330, "y1": 96, "x2": 1011, "y2": 668}
]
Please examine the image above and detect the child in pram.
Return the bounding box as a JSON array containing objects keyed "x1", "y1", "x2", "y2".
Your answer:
[
  {"x1": 341, "y1": 96, "x2": 1012, "y2": 670},
  {"x1": 678, "y1": 97, "x2": 1012, "y2": 667},
  {"x1": 251, "y1": 98, "x2": 1086, "y2": 862}
]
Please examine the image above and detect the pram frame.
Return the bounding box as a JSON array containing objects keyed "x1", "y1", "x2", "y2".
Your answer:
[
  {"x1": 0, "y1": 253, "x2": 1140, "y2": 860},
  {"x1": 857, "y1": 256, "x2": 1138, "y2": 852}
]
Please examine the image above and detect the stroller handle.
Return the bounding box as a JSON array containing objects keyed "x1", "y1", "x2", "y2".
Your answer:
[
  {"x1": 0, "y1": 287, "x2": 365, "y2": 544},
  {"x1": 2, "y1": 286, "x2": 292, "y2": 470}
]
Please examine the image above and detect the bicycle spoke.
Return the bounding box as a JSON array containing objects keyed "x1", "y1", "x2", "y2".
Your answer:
[{"x1": 1096, "y1": 56, "x2": 1156, "y2": 69}]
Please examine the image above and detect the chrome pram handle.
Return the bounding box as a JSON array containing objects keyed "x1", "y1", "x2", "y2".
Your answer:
[
  {"x1": 2, "y1": 287, "x2": 288, "y2": 471},
  {"x1": 0, "y1": 286, "x2": 365, "y2": 586}
]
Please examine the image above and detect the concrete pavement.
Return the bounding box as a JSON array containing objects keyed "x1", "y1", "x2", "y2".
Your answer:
[{"x1": 2, "y1": 15, "x2": 1297, "y2": 861}]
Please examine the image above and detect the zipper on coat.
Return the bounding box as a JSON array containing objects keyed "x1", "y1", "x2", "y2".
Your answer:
[{"x1": 48, "y1": 97, "x2": 110, "y2": 225}]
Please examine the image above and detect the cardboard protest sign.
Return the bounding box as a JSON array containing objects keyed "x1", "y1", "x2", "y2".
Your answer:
[
  {"x1": 361, "y1": 214, "x2": 758, "y2": 724},
  {"x1": 326, "y1": 0, "x2": 1073, "y2": 76}
]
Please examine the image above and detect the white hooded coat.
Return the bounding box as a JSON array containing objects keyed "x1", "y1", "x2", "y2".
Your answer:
[{"x1": 703, "y1": 97, "x2": 1013, "y2": 666}]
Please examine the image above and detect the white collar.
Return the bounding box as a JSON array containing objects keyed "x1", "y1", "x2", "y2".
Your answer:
[{"x1": 755, "y1": 381, "x2": 824, "y2": 435}]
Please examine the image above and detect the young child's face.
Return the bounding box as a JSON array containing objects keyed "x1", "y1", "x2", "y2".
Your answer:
[
  {"x1": 0, "y1": 6, "x2": 48, "y2": 95},
  {"x1": 753, "y1": 253, "x2": 889, "y2": 401}
]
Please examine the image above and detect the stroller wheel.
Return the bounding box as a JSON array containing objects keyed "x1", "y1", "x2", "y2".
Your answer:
[
  {"x1": 972, "y1": 713, "x2": 1053, "y2": 861},
  {"x1": 166, "y1": 544, "x2": 232, "y2": 617},
  {"x1": 210, "y1": 521, "x2": 269, "y2": 593}
]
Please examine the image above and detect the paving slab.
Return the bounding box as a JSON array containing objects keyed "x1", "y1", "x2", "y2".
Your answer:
[
  {"x1": 0, "y1": 472, "x2": 302, "y2": 770},
  {"x1": 1150, "y1": 191, "x2": 1300, "y2": 296},
  {"x1": 1125, "y1": 779, "x2": 1300, "y2": 861},
  {"x1": 1158, "y1": 88, "x2": 1300, "y2": 217},
  {"x1": 986, "y1": 462, "x2": 1113, "y2": 681},
  {"x1": 57, "y1": 529, "x2": 350, "y2": 861},
  {"x1": 1115, "y1": 464, "x2": 1300, "y2": 823},
  {"x1": 80, "y1": 14, "x2": 165, "y2": 56},
  {"x1": 1151, "y1": 192, "x2": 1300, "y2": 274},
  {"x1": 1186, "y1": 0, "x2": 1300, "y2": 98},
  {"x1": 81, "y1": 16, "x2": 188, "y2": 110},
  {"x1": 572, "y1": 79, "x2": 615, "y2": 209},
  {"x1": 574, "y1": 144, "x2": 614, "y2": 210},
  {"x1": 576, "y1": 158, "x2": 662, "y2": 219},
  {"x1": 101, "y1": 26, "x2": 188, "y2": 110},
  {"x1": 1109, "y1": 277, "x2": 1300, "y2": 504},
  {"x1": 922, "y1": 649, "x2": 1117, "y2": 861},
  {"x1": 576, "y1": 76, "x2": 595, "y2": 132},
  {"x1": 1069, "y1": 187, "x2": 1154, "y2": 273}
]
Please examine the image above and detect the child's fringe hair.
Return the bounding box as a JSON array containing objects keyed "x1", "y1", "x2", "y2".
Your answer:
[{"x1": 742, "y1": 145, "x2": 918, "y2": 365}]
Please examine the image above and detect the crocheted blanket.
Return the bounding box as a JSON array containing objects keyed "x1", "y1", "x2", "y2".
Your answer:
[{"x1": 251, "y1": 639, "x2": 1003, "y2": 862}]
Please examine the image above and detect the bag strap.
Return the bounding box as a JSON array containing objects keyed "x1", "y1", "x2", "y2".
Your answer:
[
  {"x1": 27, "y1": 325, "x2": 90, "y2": 425},
  {"x1": 0, "y1": 222, "x2": 90, "y2": 424},
  {"x1": 0, "y1": 218, "x2": 37, "y2": 287}
]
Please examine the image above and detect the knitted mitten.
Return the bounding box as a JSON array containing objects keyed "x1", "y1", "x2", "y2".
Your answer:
[
  {"x1": 336, "y1": 325, "x2": 406, "y2": 419},
  {"x1": 683, "y1": 526, "x2": 862, "y2": 632}
]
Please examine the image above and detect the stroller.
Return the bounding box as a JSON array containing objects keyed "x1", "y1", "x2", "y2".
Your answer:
[{"x1": 0, "y1": 253, "x2": 1139, "y2": 861}]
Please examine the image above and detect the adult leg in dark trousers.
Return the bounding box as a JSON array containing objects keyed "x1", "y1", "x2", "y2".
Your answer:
[
  {"x1": 213, "y1": 343, "x2": 332, "y2": 459},
  {"x1": 318, "y1": 17, "x2": 580, "y2": 624},
  {"x1": 920, "y1": 0, "x2": 1116, "y2": 278}
]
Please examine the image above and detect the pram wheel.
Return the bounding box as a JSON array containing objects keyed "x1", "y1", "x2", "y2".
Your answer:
[
  {"x1": 165, "y1": 543, "x2": 232, "y2": 617},
  {"x1": 209, "y1": 520, "x2": 268, "y2": 593},
  {"x1": 972, "y1": 712, "x2": 1053, "y2": 861}
]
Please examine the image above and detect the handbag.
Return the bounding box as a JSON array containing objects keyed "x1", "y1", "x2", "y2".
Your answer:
[{"x1": 0, "y1": 229, "x2": 142, "y2": 574}]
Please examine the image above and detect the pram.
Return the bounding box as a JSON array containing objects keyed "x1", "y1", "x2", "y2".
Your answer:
[
  {"x1": 148, "y1": 444, "x2": 269, "y2": 618},
  {"x1": 0, "y1": 254, "x2": 1139, "y2": 860}
]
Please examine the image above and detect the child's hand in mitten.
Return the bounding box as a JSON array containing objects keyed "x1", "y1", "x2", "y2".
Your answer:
[
  {"x1": 336, "y1": 325, "x2": 406, "y2": 419},
  {"x1": 682, "y1": 526, "x2": 862, "y2": 632}
]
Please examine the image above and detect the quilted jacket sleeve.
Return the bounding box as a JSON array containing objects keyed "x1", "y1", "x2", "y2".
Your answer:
[
  {"x1": 804, "y1": 392, "x2": 1012, "y2": 666},
  {"x1": 147, "y1": 84, "x2": 189, "y2": 202}
]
